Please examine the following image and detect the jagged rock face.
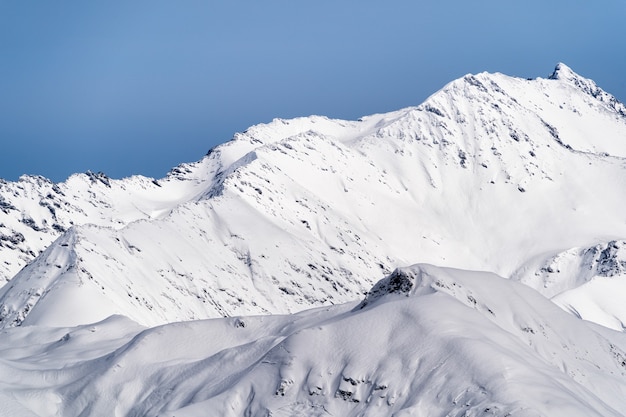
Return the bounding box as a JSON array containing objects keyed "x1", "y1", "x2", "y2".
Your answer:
[{"x1": 1, "y1": 63, "x2": 626, "y2": 329}]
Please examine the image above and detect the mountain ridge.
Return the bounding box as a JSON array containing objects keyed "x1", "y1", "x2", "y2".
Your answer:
[
  {"x1": 3, "y1": 63, "x2": 626, "y2": 417},
  {"x1": 1, "y1": 64, "x2": 626, "y2": 330}
]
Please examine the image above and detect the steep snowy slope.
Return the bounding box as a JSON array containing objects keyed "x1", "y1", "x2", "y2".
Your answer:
[
  {"x1": 0, "y1": 159, "x2": 221, "y2": 283},
  {"x1": 2, "y1": 63, "x2": 626, "y2": 329},
  {"x1": 511, "y1": 240, "x2": 626, "y2": 331},
  {"x1": 2, "y1": 265, "x2": 626, "y2": 416}
]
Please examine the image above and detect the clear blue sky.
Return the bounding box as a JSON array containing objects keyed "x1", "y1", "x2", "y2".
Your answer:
[{"x1": 1, "y1": 0, "x2": 625, "y2": 182}]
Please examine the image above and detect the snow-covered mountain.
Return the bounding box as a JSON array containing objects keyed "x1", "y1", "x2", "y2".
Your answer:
[
  {"x1": 0, "y1": 163, "x2": 218, "y2": 283},
  {"x1": 2, "y1": 63, "x2": 626, "y2": 416},
  {"x1": 2, "y1": 63, "x2": 626, "y2": 331},
  {"x1": 3, "y1": 265, "x2": 626, "y2": 416}
]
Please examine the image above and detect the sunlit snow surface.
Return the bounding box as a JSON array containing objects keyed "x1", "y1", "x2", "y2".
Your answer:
[
  {"x1": 2, "y1": 64, "x2": 626, "y2": 329},
  {"x1": 2, "y1": 64, "x2": 626, "y2": 415},
  {"x1": 3, "y1": 265, "x2": 626, "y2": 416}
]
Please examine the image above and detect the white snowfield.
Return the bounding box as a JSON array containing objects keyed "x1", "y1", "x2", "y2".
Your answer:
[
  {"x1": 2, "y1": 265, "x2": 626, "y2": 416},
  {"x1": 1, "y1": 63, "x2": 626, "y2": 416}
]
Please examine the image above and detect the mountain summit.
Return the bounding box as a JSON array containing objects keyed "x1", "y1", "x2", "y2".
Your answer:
[
  {"x1": 549, "y1": 62, "x2": 579, "y2": 80},
  {"x1": 2, "y1": 64, "x2": 626, "y2": 416},
  {"x1": 2, "y1": 64, "x2": 626, "y2": 330},
  {"x1": 549, "y1": 62, "x2": 626, "y2": 117}
]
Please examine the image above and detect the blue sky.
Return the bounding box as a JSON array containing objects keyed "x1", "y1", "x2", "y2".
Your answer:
[{"x1": 1, "y1": 0, "x2": 625, "y2": 182}]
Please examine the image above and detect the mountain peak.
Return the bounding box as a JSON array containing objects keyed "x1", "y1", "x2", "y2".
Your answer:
[
  {"x1": 548, "y1": 62, "x2": 578, "y2": 81},
  {"x1": 3, "y1": 63, "x2": 626, "y2": 329},
  {"x1": 548, "y1": 62, "x2": 626, "y2": 117},
  {"x1": 3, "y1": 64, "x2": 626, "y2": 416}
]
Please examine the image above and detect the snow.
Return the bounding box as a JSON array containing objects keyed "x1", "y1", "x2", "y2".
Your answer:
[
  {"x1": 2, "y1": 265, "x2": 626, "y2": 416},
  {"x1": 3, "y1": 62, "x2": 626, "y2": 329},
  {"x1": 0, "y1": 160, "x2": 222, "y2": 283},
  {"x1": 1, "y1": 63, "x2": 626, "y2": 415}
]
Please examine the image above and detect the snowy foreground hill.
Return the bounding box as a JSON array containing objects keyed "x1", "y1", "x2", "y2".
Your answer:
[
  {"x1": 4, "y1": 265, "x2": 626, "y2": 417},
  {"x1": 2, "y1": 64, "x2": 626, "y2": 415}
]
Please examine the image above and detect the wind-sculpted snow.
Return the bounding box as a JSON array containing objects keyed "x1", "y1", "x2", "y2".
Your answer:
[
  {"x1": 2, "y1": 64, "x2": 626, "y2": 329},
  {"x1": 2, "y1": 64, "x2": 626, "y2": 416},
  {"x1": 2, "y1": 265, "x2": 626, "y2": 416}
]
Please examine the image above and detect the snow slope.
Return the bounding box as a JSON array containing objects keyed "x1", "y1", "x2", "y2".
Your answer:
[
  {"x1": 2, "y1": 265, "x2": 626, "y2": 416},
  {"x1": 2, "y1": 63, "x2": 626, "y2": 329},
  {"x1": 1, "y1": 63, "x2": 626, "y2": 417},
  {"x1": 0, "y1": 161, "x2": 221, "y2": 283},
  {"x1": 512, "y1": 239, "x2": 626, "y2": 331}
]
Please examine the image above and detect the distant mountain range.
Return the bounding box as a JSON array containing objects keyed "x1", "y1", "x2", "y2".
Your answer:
[{"x1": 2, "y1": 64, "x2": 626, "y2": 416}]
